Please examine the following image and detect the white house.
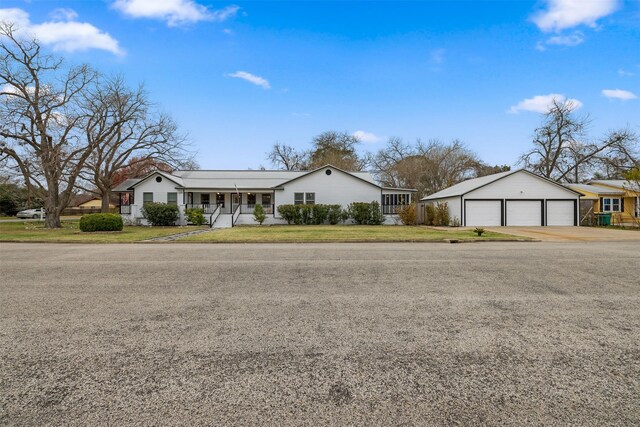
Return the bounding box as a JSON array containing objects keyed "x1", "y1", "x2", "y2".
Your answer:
[
  {"x1": 421, "y1": 169, "x2": 582, "y2": 226},
  {"x1": 114, "y1": 164, "x2": 416, "y2": 227}
]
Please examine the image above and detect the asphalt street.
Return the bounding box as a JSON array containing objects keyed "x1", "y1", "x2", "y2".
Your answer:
[{"x1": 1, "y1": 242, "x2": 639, "y2": 426}]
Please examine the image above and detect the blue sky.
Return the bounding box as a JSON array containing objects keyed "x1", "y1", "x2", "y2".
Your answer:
[{"x1": 1, "y1": 0, "x2": 639, "y2": 169}]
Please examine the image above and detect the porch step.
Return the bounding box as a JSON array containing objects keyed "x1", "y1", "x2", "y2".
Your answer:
[{"x1": 211, "y1": 213, "x2": 233, "y2": 228}]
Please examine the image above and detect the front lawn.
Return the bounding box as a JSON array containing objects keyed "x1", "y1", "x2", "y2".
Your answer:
[
  {"x1": 181, "y1": 225, "x2": 524, "y2": 243},
  {"x1": 0, "y1": 221, "x2": 206, "y2": 243}
]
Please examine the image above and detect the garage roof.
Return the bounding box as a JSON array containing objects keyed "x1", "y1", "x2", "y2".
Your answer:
[{"x1": 421, "y1": 169, "x2": 581, "y2": 201}]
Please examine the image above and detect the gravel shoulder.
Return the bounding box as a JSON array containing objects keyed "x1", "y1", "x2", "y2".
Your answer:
[{"x1": 1, "y1": 242, "x2": 638, "y2": 426}]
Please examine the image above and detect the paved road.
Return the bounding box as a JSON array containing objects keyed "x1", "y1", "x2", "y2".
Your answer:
[{"x1": 1, "y1": 242, "x2": 639, "y2": 426}]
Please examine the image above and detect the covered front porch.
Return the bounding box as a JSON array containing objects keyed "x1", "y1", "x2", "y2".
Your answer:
[{"x1": 184, "y1": 190, "x2": 275, "y2": 215}]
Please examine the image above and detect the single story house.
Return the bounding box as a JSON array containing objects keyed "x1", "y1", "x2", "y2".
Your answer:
[
  {"x1": 75, "y1": 197, "x2": 115, "y2": 209},
  {"x1": 566, "y1": 180, "x2": 639, "y2": 226},
  {"x1": 113, "y1": 164, "x2": 416, "y2": 227},
  {"x1": 421, "y1": 169, "x2": 582, "y2": 226}
]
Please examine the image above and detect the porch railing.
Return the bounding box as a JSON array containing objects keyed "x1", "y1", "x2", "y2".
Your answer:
[
  {"x1": 382, "y1": 204, "x2": 407, "y2": 214},
  {"x1": 231, "y1": 204, "x2": 241, "y2": 227},
  {"x1": 186, "y1": 203, "x2": 219, "y2": 214},
  {"x1": 239, "y1": 204, "x2": 274, "y2": 214},
  {"x1": 209, "y1": 204, "x2": 221, "y2": 227},
  {"x1": 120, "y1": 205, "x2": 131, "y2": 214}
]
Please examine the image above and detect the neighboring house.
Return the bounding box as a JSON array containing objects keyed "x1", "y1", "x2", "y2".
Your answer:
[
  {"x1": 421, "y1": 169, "x2": 582, "y2": 226},
  {"x1": 566, "y1": 181, "x2": 640, "y2": 226},
  {"x1": 76, "y1": 197, "x2": 115, "y2": 209},
  {"x1": 113, "y1": 164, "x2": 416, "y2": 227}
]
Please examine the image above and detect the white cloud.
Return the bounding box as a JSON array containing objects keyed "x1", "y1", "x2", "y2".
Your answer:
[
  {"x1": 50, "y1": 8, "x2": 78, "y2": 21},
  {"x1": 532, "y1": 0, "x2": 620, "y2": 32},
  {"x1": 509, "y1": 94, "x2": 583, "y2": 114},
  {"x1": 0, "y1": 8, "x2": 123, "y2": 56},
  {"x1": 430, "y1": 48, "x2": 446, "y2": 65},
  {"x1": 545, "y1": 31, "x2": 584, "y2": 46},
  {"x1": 352, "y1": 130, "x2": 382, "y2": 144},
  {"x1": 618, "y1": 69, "x2": 634, "y2": 77},
  {"x1": 112, "y1": 0, "x2": 238, "y2": 27},
  {"x1": 227, "y1": 71, "x2": 270, "y2": 89},
  {"x1": 601, "y1": 89, "x2": 637, "y2": 100}
]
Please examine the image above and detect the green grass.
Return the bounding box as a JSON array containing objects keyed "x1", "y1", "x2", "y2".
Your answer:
[
  {"x1": 181, "y1": 225, "x2": 524, "y2": 243},
  {"x1": 0, "y1": 221, "x2": 206, "y2": 243}
]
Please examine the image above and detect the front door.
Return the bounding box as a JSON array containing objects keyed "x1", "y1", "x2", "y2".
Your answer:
[{"x1": 232, "y1": 193, "x2": 241, "y2": 211}]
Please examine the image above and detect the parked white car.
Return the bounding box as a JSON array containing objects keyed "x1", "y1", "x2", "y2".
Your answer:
[{"x1": 16, "y1": 208, "x2": 46, "y2": 219}]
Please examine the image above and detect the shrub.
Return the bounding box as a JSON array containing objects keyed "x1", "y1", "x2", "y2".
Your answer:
[
  {"x1": 311, "y1": 204, "x2": 329, "y2": 225},
  {"x1": 253, "y1": 204, "x2": 266, "y2": 225},
  {"x1": 300, "y1": 204, "x2": 312, "y2": 225},
  {"x1": 397, "y1": 203, "x2": 417, "y2": 225},
  {"x1": 474, "y1": 227, "x2": 485, "y2": 237},
  {"x1": 425, "y1": 204, "x2": 436, "y2": 225},
  {"x1": 141, "y1": 202, "x2": 179, "y2": 226},
  {"x1": 348, "y1": 201, "x2": 384, "y2": 225},
  {"x1": 277, "y1": 204, "x2": 299, "y2": 224},
  {"x1": 451, "y1": 216, "x2": 461, "y2": 227},
  {"x1": 433, "y1": 202, "x2": 450, "y2": 226},
  {"x1": 327, "y1": 205, "x2": 343, "y2": 225},
  {"x1": 79, "y1": 213, "x2": 123, "y2": 232},
  {"x1": 185, "y1": 207, "x2": 206, "y2": 226}
]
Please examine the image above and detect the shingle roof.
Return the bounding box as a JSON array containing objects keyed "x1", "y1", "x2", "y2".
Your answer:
[
  {"x1": 589, "y1": 180, "x2": 632, "y2": 189},
  {"x1": 565, "y1": 183, "x2": 625, "y2": 196},
  {"x1": 421, "y1": 170, "x2": 513, "y2": 200},
  {"x1": 112, "y1": 178, "x2": 141, "y2": 192}
]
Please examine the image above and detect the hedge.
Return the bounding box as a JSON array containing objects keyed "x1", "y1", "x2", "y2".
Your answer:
[
  {"x1": 79, "y1": 213, "x2": 124, "y2": 232},
  {"x1": 347, "y1": 201, "x2": 384, "y2": 225},
  {"x1": 277, "y1": 204, "x2": 347, "y2": 225}
]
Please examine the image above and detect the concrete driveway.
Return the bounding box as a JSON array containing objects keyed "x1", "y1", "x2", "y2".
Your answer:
[{"x1": 486, "y1": 226, "x2": 640, "y2": 242}]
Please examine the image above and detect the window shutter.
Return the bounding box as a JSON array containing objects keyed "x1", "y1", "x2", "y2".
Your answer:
[
  {"x1": 599, "y1": 197, "x2": 603, "y2": 212},
  {"x1": 621, "y1": 198, "x2": 625, "y2": 212}
]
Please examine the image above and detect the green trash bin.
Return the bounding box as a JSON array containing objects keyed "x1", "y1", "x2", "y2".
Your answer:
[{"x1": 597, "y1": 212, "x2": 611, "y2": 226}]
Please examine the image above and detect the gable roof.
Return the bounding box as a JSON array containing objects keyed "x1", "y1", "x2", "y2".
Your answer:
[
  {"x1": 589, "y1": 180, "x2": 632, "y2": 190},
  {"x1": 273, "y1": 164, "x2": 382, "y2": 189},
  {"x1": 126, "y1": 171, "x2": 184, "y2": 189},
  {"x1": 565, "y1": 183, "x2": 625, "y2": 196},
  {"x1": 421, "y1": 169, "x2": 581, "y2": 200},
  {"x1": 113, "y1": 178, "x2": 142, "y2": 192}
]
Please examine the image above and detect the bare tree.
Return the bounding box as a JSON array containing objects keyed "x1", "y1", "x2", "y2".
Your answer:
[
  {"x1": 266, "y1": 142, "x2": 307, "y2": 170},
  {"x1": 519, "y1": 99, "x2": 638, "y2": 182},
  {"x1": 0, "y1": 24, "x2": 97, "y2": 228},
  {"x1": 368, "y1": 137, "x2": 486, "y2": 198},
  {"x1": 79, "y1": 75, "x2": 191, "y2": 212},
  {"x1": 308, "y1": 130, "x2": 364, "y2": 170}
]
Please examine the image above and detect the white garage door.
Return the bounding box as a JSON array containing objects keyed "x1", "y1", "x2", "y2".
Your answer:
[
  {"x1": 466, "y1": 200, "x2": 502, "y2": 226},
  {"x1": 547, "y1": 200, "x2": 575, "y2": 226},
  {"x1": 506, "y1": 200, "x2": 542, "y2": 226}
]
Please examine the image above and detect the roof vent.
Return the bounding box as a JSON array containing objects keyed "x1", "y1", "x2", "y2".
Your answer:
[
  {"x1": 326, "y1": 169, "x2": 332, "y2": 176},
  {"x1": 156, "y1": 176, "x2": 162, "y2": 183}
]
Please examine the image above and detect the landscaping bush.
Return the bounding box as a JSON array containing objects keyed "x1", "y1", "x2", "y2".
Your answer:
[
  {"x1": 425, "y1": 203, "x2": 436, "y2": 225},
  {"x1": 185, "y1": 207, "x2": 206, "y2": 226},
  {"x1": 79, "y1": 213, "x2": 123, "y2": 232},
  {"x1": 326, "y1": 205, "x2": 345, "y2": 225},
  {"x1": 348, "y1": 201, "x2": 384, "y2": 225},
  {"x1": 433, "y1": 202, "x2": 450, "y2": 226},
  {"x1": 474, "y1": 227, "x2": 485, "y2": 237},
  {"x1": 141, "y1": 202, "x2": 179, "y2": 226},
  {"x1": 253, "y1": 204, "x2": 266, "y2": 225},
  {"x1": 311, "y1": 204, "x2": 329, "y2": 225},
  {"x1": 397, "y1": 203, "x2": 417, "y2": 225},
  {"x1": 277, "y1": 204, "x2": 299, "y2": 224}
]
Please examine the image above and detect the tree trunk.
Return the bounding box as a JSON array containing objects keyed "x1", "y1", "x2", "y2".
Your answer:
[{"x1": 101, "y1": 189, "x2": 112, "y2": 213}]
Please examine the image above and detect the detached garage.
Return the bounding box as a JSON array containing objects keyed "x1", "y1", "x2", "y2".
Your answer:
[{"x1": 421, "y1": 169, "x2": 581, "y2": 227}]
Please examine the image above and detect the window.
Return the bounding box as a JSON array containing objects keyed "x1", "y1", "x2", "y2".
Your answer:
[
  {"x1": 247, "y1": 193, "x2": 256, "y2": 206},
  {"x1": 167, "y1": 192, "x2": 177, "y2": 205},
  {"x1": 155, "y1": 176, "x2": 162, "y2": 183},
  {"x1": 383, "y1": 193, "x2": 410, "y2": 206},
  {"x1": 143, "y1": 192, "x2": 153, "y2": 204},
  {"x1": 294, "y1": 193, "x2": 304, "y2": 205},
  {"x1": 262, "y1": 193, "x2": 272, "y2": 206},
  {"x1": 216, "y1": 193, "x2": 225, "y2": 207},
  {"x1": 602, "y1": 197, "x2": 621, "y2": 212},
  {"x1": 201, "y1": 193, "x2": 210, "y2": 205},
  {"x1": 305, "y1": 192, "x2": 315, "y2": 205}
]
